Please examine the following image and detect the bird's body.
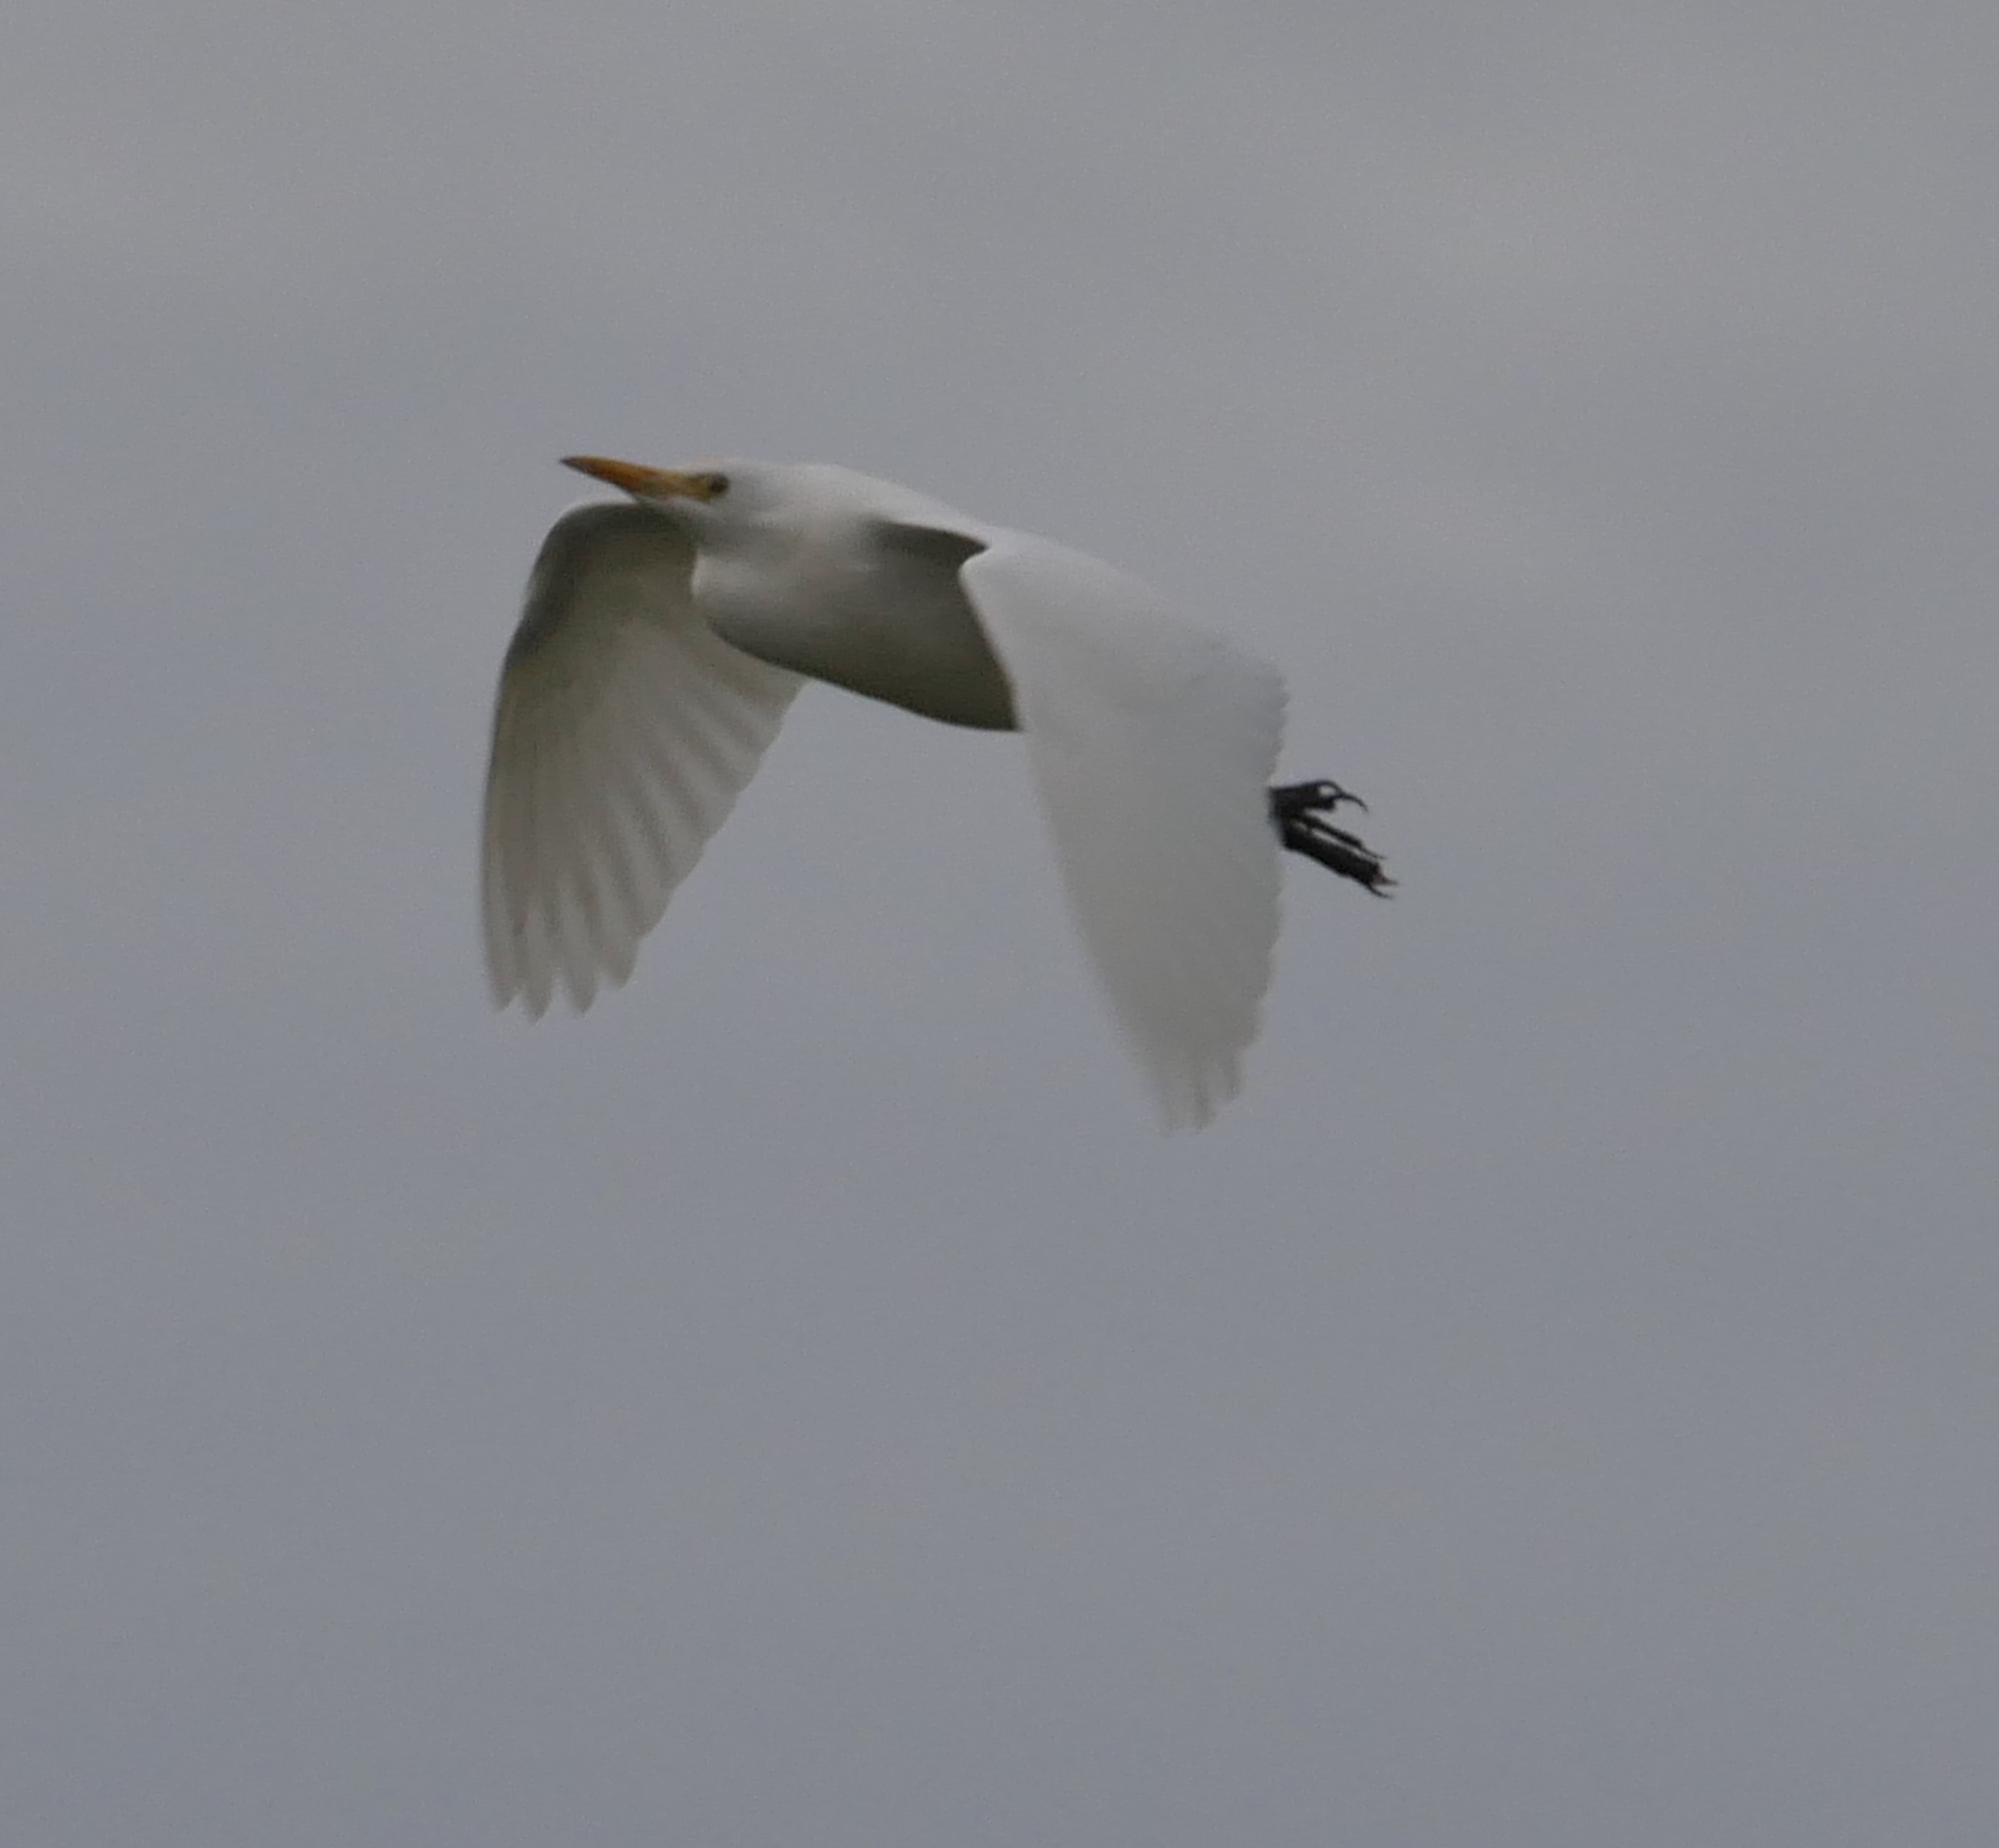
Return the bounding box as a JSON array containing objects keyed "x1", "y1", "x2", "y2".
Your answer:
[
  {"x1": 692, "y1": 466, "x2": 1016, "y2": 729},
  {"x1": 482, "y1": 457, "x2": 1389, "y2": 1129}
]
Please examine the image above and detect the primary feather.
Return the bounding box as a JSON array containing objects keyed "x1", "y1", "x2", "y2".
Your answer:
[{"x1": 481, "y1": 500, "x2": 801, "y2": 1015}]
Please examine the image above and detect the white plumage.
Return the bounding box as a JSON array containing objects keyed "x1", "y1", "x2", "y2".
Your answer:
[{"x1": 481, "y1": 457, "x2": 1352, "y2": 1130}]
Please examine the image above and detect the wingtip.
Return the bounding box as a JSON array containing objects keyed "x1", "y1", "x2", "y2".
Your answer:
[{"x1": 1145, "y1": 1049, "x2": 1245, "y2": 1133}]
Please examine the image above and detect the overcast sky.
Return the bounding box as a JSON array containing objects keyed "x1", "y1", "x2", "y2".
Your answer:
[{"x1": 5, "y1": 2, "x2": 1997, "y2": 1843}]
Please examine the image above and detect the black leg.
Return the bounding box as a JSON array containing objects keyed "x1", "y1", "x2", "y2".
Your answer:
[{"x1": 1269, "y1": 782, "x2": 1394, "y2": 895}]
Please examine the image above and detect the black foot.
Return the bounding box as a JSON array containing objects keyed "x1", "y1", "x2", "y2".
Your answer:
[{"x1": 1269, "y1": 782, "x2": 1394, "y2": 895}]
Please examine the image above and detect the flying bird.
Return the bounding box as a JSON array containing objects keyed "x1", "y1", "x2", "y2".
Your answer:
[{"x1": 482, "y1": 457, "x2": 1390, "y2": 1129}]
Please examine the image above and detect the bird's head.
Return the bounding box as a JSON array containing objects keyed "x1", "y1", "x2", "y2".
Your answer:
[{"x1": 561, "y1": 454, "x2": 764, "y2": 519}]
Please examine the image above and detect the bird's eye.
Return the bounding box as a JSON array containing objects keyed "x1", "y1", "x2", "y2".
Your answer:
[{"x1": 699, "y1": 472, "x2": 731, "y2": 499}]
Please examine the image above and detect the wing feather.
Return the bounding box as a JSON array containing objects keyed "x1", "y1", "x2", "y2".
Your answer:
[
  {"x1": 955, "y1": 531, "x2": 1286, "y2": 1130},
  {"x1": 481, "y1": 501, "x2": 802, "y2": 1014}
]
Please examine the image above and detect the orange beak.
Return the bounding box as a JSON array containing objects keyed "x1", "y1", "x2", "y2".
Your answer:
[{"x1": 561, "y1": 455, "x2": 719, "y2": 500}]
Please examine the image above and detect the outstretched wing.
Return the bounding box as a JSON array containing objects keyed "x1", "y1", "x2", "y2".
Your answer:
[
  {"x1": 482, "y1": 501, "x2": 803, "y2": 1015},
  {"x1": 950, "y1": 529, "x2": 1286, "y2": 1131}
]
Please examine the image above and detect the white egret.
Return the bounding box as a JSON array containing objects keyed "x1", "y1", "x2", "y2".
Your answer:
[{"x1": 482, "y1": 457, "x2": 1390, "y2": 1129}]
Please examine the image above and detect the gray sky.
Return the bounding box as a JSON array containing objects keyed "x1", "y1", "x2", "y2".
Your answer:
[{"x1": 6, "y1": 2, "x2": 1997, "y2": 1842}]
